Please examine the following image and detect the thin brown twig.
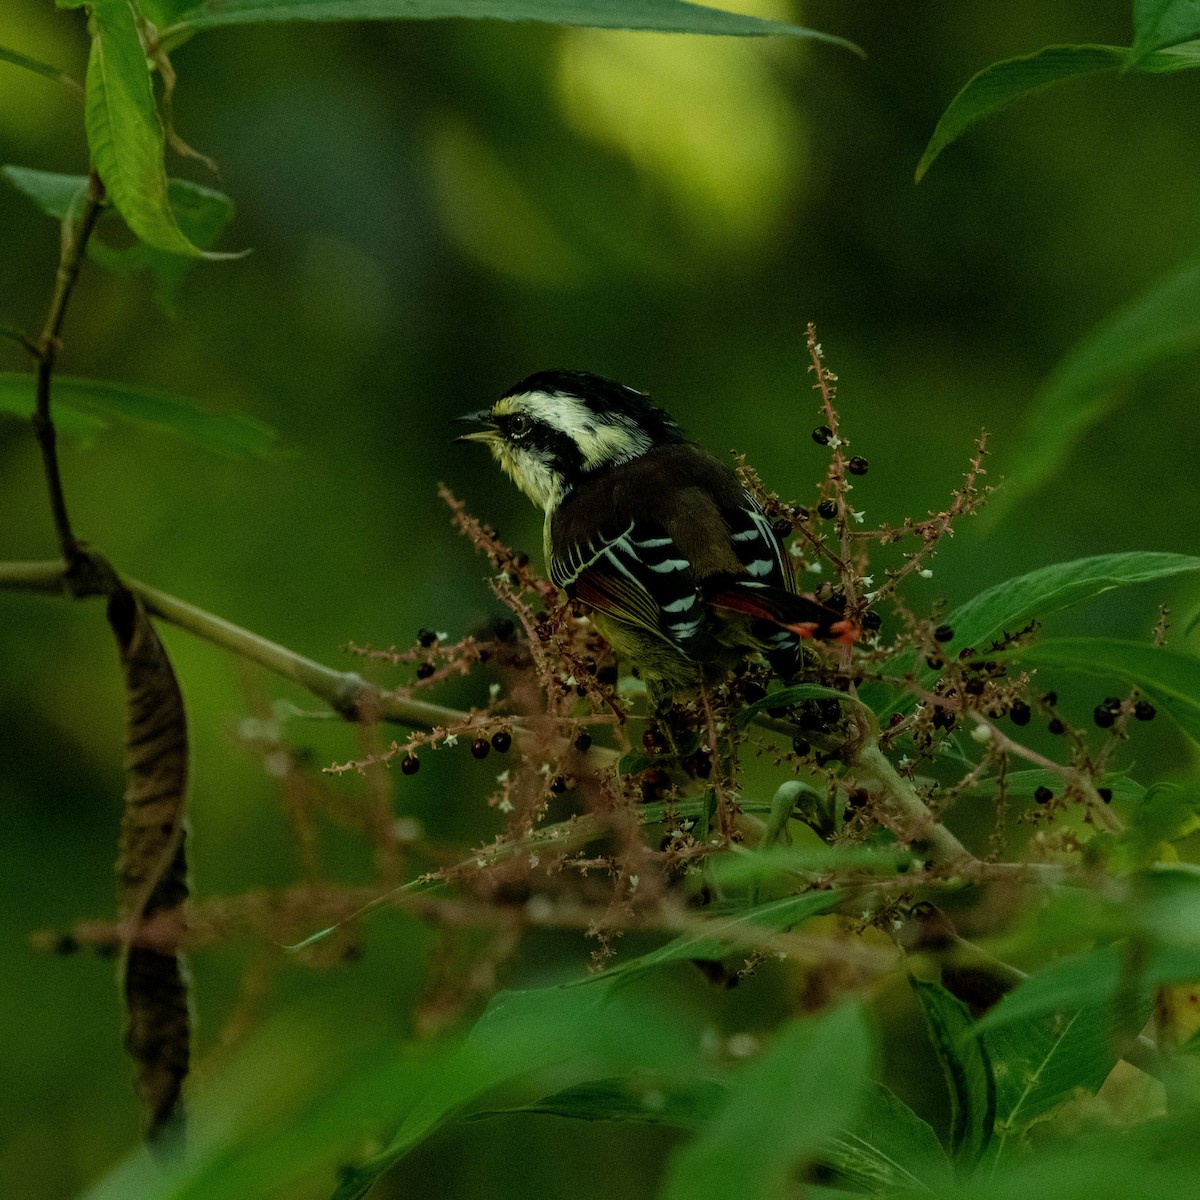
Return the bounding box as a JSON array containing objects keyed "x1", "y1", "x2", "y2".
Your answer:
[{"x1": 30, "y1": 170, "x2": 106, "y2": 567}]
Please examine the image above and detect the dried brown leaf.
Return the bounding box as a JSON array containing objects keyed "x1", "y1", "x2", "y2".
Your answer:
[{"x1": 107, "y1": 585, "x2": 191, "y2": 1142}]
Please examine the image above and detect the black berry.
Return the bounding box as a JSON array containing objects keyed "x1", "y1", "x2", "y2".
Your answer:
[
  {"x1": 471, "y1": 738, "x2": 490, "y2": 759},
  {"x1": 1009, "y1": 702, "x2": 1031, "y2": 726},
  {"x1": 1041, "y1": 691, "x2": 1057, "y2": 707},
  {"x1": 1034, "y1": 786, "x2": 1053, "y2": 804},
  {"x1": 549, "y1": 775, "x2": 568, "y2": 794},
  {"x1": 1101, "y1": 696, "x2": 1122, "y2": 714},
  {"x1": 596, "y1": 665, "x2": 618, "y2": 685},
  {"x1": 817, "y1": 498, "x2": 837, "y2": 520},
  {"x1": 792, "y1": 736, "x2": 811, "y2": 757},
  {"x1": 934, "y1": 625, "x2": 954, "y2": 643},
  {"x1": 573, "y1": 731, "x2": 592, "y2": 753},
  {"x1": 417, "y1": 628, "x2": 437, "y2": 647},
  {"x1": 495, "y1": 618, "x2": 516, "y2": 641},
  {"x1": 861, "y1": 610, "x2": 882, "y2": 632},
  {"x1": 812, "y1": 425, "x2": 832, "y2": 445},
  {"x1": 401, "y1": 754, "x2": 420, "y2": 775},
  {"x1": 1134, "y1": 700, "x2": 1157, "y2": 721},
  {"x1": 1098, "y1": 787, "x2": 1113, "y2": 803},
  {"x1": 1048, "y1": 718, "x2": 1065, "y2": 735},
  {"x1": 491, "y1": 730, "x2": 512, "y2": 753},
  {"x1": 772, "y1": 518, "x2": 793, "y2": 538},
  {"x1": 1093, "y1": 706, "x2": 1116, "y2": 729},
  {"x1": 847, "y1": 456, "x2": 869, "y2": 476},
  {"x1": 416, "y1": 662, "x2": 435, "y2": 680}
]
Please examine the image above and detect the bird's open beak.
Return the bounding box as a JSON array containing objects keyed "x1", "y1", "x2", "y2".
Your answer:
[{"x1": 452, "y1": 410, "x2": 500, "y2": 445}]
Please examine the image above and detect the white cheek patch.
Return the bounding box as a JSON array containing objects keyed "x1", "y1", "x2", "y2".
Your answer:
[{"x1": 507, "y1": 390, "x2": 652, "y2": 471}]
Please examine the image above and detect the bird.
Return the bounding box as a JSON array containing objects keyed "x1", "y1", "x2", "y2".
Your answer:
[{"x1": 456, "y1": 369, "x2": 855, "y2": 700}]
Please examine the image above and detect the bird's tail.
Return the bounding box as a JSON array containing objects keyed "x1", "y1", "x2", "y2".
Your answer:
[{"x1": 706, "y1": 581, "x2": 859, "y2": 647}]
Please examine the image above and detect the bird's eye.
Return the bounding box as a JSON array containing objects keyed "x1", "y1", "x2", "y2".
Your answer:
[{"x1": 508, "y1": 413, "x2": 531, "y2": 438}]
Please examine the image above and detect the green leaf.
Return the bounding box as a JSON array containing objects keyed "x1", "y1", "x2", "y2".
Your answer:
[
  {"x1": 84, "y1": 0, "x2": 238, "y2": 258},
  {"x1": 469, "y1": 1075, "x2": 725, "y2": 1127},
  {"x1": 2, "y1": 165, "x2": 90, "y2": 219},
  {"x1": 986, "y1": 254, "x2": 1200, "y2": 519},
  {"x1": 0, "y1": 379, "x2": 107, "y2": 441},
  {"x1": 821, "y1": 1081, "x2": 953, "y2": 1194},
  {"x1": 157, "y1": 0, "x2": 862, "y2": 50},
  {"x1": 734, "y1": 681, "x2": 861, "y2": 729},
  {"x1": 917, "y1": 42, "x2": 1200, "y2": 181},
  {"x1": 972, "y1": 941, "x2": 1200, "y2": 1037},
  {"x1": 0, "y1": 44, "x2": 83, "y2": 95},
  {"x1": 1116, "y1": 783, "x2": 1200, "y2": 870},
  {"x1": 967, "y1": 768, "x2": 1145, "y2": 814},
  {"x1": 944, "y1": 554, "x2": 1200, "y2": 657},
  {"x1": 911, "y1": 978, "x2": 994, "y2": 1167},
  {"x1": 1133, "y1": 1, "x2": 1200, "y2": 62},
  {"x1": 1002, "y1": 638, "x2": 1200, "y2": 746},
  {"x1": 334, "y1": 981, "x2": 700, "y2": 1200},
  {"x1": 874, "y1": 553, "x2": 1200, "y2": 719},
  {"x1": 91, "y1": 179, "x2": 237, "y2": 310},
  {"x1": 2, "y1": 168, "x2": 235, "y2": 307},
  {"x1": 917, "y1": 45, "x2": 1129, "y2": 182},
  {"x1": 985, "y1": 1004, "x2": 1127, "y2": 1143},
  {"x1": 0, "y1": 374, "x2": 282, "y2": 459},
  {"x1": 580, "y1": 890, "x2": 849, "y2": 989},
  {"x1": 660, "y1": 1004, "x2": 873, "y2": 1200}
]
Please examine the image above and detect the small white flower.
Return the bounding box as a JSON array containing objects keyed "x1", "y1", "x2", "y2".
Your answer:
[
  {"x1": 443, "y1": 733, "x2": 459, "y2": 748},
  {"x1": 828, "y1": 434, "x2": 843, "y2": 449},
  {"x1": 628, "y1": 875, "x2": 640, "y2": 892},
  {"x1": 970, "y1": 724, "x2": 992, "y2": 743},
  {"x1": 538, "y1": 761, "x2": 551, "y2": 776},
  {"x1": 789, "y1": 544, "x2": 805, "y2": 558},
  {"x1": 852, "y1": 509, "x2": 866, "y2": 524},
  {"x1": 808, "y1": 560, "x2": 823, "y2": 574},
  {"x1": 565, "y1": 675, "x2": 577, "y2": 686},
  {"x1": 919, "y1": 568, "x2": 933, "y2": 579},
  {"x1": 436, "y1": 631, "x2": 449, "y2": 642},
  {"x1": 488, "y1": 682, "x2": 501, "y2": 699},
  {"x1": 498, "y1": 798, "x2": 514, "y2": 813},
  {"x1": 528, "y1": 854, "x2": 540, "y2": 868},
  {"x1": 898, "y1": 755, "x2": 911, "y2": 767},
  {"x1": 496, "y1": 769, "x2": 510, "y2": 783},
  {"x1": 860, "y1": 575, "x2": 874, "y2": 588}
]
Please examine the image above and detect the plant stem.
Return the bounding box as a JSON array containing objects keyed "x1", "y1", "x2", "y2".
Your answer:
[{"x1": 31, "y1": 170, "x2": 105, "y2": 567}]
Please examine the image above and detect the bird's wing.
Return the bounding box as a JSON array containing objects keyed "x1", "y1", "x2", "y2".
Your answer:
[
  {"x1": 706, "y1": 499, "x2": 857, "y2": 648},
  {"x1": 550, "y1": 520, "x2": 706, "y2": 655},
  {"x1": 720, "y1": 501, "x2": 795, "y2": 592}
]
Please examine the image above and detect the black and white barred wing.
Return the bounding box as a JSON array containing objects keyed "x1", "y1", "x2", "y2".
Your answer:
[{"x1": 550, "y1": 520, "x2": 706, "y2": 655}]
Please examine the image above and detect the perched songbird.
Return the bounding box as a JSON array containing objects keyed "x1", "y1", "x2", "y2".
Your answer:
[{"x1": 456, "y1": 370, "x2": 854, "y2": 698}]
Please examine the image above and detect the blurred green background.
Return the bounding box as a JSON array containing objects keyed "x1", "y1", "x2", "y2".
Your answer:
[{"x1": 2, "y1": 1, "x2": 1199, "y2": 1196}]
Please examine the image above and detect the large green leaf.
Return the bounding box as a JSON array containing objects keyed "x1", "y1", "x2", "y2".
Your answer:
[
  {"x1": 1002, "y1": 638, "x2": 1200, "y2": 746},
  {"x1": 911, "y1": 979, "x2": 994, "y2": 1167},
  {"x1": 333, "y1": 981, "x2": 701, "y2": 1200},
  {"x1": 1133, "y1": 0, "x2": 1200, "y2": 62},
  {"x1": 986, "y1": 254, "x2": 1200, "y2": 520},
  {"x1": 83, "y1": 0, "x2": 237, "y2": 258},
  {"x1": 873, "y1": 553, "x2": 1200, "y2": 719},
  {"x1": 3, "y1": 167, "x2": 235, "y2": 307},
  {"x1": 660, "y1": 1003, "x2": 873, "y2": 1200},
  {"x1": 972, "y1": 940, "x2": 1200, "y2": 1037},
  {"x1": 0, "y1": 374, "x2": 282, "y2": 459},
  {"x1": 2, "y1": 165, "x2": 90, "y2": 218},
  {"x1": 156, "y1": 0, "x2": 861, "y2": 48},
  {"x1": 917, "y1": 41, "x2": 1200, "y2": 181},
  {"x1": 985, "y1": 1005, "x2": 1127, "y2": 1145},
  {"x1": 821, "y1": 1081, "x2": 952, "y2": 1194},
  {"x1": 942, "y1": 553, "x2": 1200, "y2": 657}
]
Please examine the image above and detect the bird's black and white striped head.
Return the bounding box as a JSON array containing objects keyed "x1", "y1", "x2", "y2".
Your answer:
[{"x1": 456, "y1": 370, "x2": 684, "y2": 513}]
